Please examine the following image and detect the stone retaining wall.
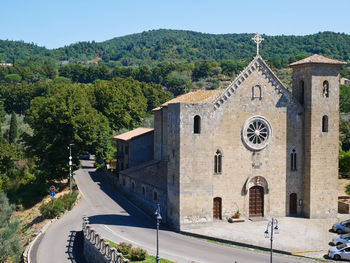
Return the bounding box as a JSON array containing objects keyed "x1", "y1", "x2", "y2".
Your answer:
[{"x1": 82, "y1": 216, "x2": 129, "y2": 263}]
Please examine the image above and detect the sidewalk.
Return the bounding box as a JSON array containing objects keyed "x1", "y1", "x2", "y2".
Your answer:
[{"x1": 183, "y1": 215, "x2": 350, "y2": 260}]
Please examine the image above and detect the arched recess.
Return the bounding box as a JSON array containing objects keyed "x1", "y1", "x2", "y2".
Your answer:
[
  {"x1": 245, "y1": 176, "x2": 269, "y2": 194},
  {"x1": 252, "y1": 85, "x2": 262, "y2": 100}
]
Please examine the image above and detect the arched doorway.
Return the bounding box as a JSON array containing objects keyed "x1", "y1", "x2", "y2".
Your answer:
[
  {"x1": 290, "y1": 193, "x2": 297, "y2": 215},
  {"x1": 213, "y1": 197, "x2": 222, "y2": 220},
  {"x1": 249, "y1": 186, "x2": 264, "y2": 217}
]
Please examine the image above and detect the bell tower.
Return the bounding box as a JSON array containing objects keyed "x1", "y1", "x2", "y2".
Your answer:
[{"x1": 290, "y1": 55, "x2": 346, "y2": 218}]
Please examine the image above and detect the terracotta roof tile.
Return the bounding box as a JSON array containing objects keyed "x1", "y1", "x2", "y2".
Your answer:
[
  {"x1": 114, "y1": 127, "x2": 153, "y2": 141},
  {"x1": 161, "y1": 90, "x2": 222, "y2": 107},
  {"x1": 290, "y1": 54, "x2": 346, "y2": 67}
]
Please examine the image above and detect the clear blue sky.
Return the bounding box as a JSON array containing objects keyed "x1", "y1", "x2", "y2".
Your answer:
[{"x1": 3, "y1": 0, "x2": 349, "y2": 49}]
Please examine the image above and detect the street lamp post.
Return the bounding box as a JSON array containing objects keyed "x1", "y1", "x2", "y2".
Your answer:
[
  {"x1": 154, "y1": 203, "x2": 162, "y2": 263},
  {"x1": 68, "y1": 144, "x2": 74, "y2": 194},
  {"x1": 264, "y1": 218, "x2": 279, "y2": 263}
]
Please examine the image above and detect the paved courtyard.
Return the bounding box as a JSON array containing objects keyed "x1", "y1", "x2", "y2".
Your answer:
[{"x1": 184, "y1": 214, "x2": 350, "y2": 260}]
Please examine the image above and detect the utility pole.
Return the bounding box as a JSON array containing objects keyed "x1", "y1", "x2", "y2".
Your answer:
[
  {"x1": 68, "y1": 144, "x2": 74, "y2": 194},
  {"x1": 155, "y1": 204, "x2": 162, "y2": 263},
  {"x1": 264, "y1": 218, "x2": 279, "y2": 263}
]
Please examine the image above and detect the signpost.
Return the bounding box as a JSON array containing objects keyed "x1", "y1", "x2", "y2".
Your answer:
[
  {"x1": 50, "y1": 191, "x2": 55, "y2": 205},
  {"x1": 50, "y1": 185, "x2": 55, "y2": 192}
]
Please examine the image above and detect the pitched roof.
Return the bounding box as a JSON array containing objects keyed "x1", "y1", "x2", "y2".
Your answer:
[
  {"x1": 289, "y1": 54, "x2": 346, "y2": 67},
  {"x1": 119, "y1": 160, "x2": 167, "y2": 191},
  {"x1": 161, "y1": 90, "x2": 222, "y2": 107},
  {"x1": 213, "y1": 55, "x2": 300, "y2": 110},
  {"x1": 114, "y1": 127, "x2": 154, "y2": 141}
]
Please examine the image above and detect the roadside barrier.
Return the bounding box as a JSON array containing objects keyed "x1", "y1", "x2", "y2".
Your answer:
[{"x1": 82, "y1": 216, "x2": 129, "y2": 263}]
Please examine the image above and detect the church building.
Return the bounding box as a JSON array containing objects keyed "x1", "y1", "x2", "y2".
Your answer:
[{"x1": 116, "y1": 34, "x2": 346, "y2": 231}]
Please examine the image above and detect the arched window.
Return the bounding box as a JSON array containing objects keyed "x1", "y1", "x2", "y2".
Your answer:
[
  {"x1": 252, "y1": 85, "x2": 262, "y2": 100},
  {"x1": 291, "y1": 149, "x2": 297, "y2": 171},
  {"x1": 299, "y1": 80, "x2": 305, "y2": 106},
  {"x1": 131, "y1": 181, "x2": 135, "y2": 192},
  {"x1": 323, "y1": 81, "x2": 329, "y2": 97},
  {"x1": 142, "y1": 186, "x2": 145, "y2": 196},
  {"x1": 194, "y1": 115, "x2": 201, "y2": 134},
  {"x1": 322, "y1": 115, "x2": 328, "y2": 132},
  {"x1": 153, "y1": 191, "x2": 158, "y2": 201},
  {"x1": 214, "y1": 150, "x2": 222, "y2": 174},
  {"x1": 122, "y1": 178, "x2": 126, "y2": 186}
]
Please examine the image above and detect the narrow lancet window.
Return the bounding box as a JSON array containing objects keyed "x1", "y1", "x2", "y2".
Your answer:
[
  {"x1": 291, "y1": 149, "x2": 297, "y2": 171},
  {"x1": 322, "y1": 115, "x2": 328, "y2": 132},
  {"x1": 194, "y1": 115, "x2": 201, "y2": 134},
  {"x1": 300, "y1": 80, "x2": 305, "y2": 106},
  {"x1": 323, "y1": 81, "x2": 329, "y2": 97},
  {"x1": 214, "y1": 150, "x2": 222, "y2": 174},
  {"x1": 252, "y1": 85, "x2": 262, "y2": 100}
]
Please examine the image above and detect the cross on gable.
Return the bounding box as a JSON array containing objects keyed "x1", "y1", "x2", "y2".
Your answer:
[{"x1": 252, "y1": 33, "x2": 264, "y2": 55}]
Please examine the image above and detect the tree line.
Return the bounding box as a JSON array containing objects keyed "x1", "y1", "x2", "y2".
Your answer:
[{"x1": 1, "y1": 30, "x2": 349, "y2": 67}]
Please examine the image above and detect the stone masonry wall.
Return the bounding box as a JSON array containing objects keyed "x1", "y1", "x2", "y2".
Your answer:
[
  {"x1": 170, "y1": 57, "x2": 305, "y2": 230},
  {"x1": 292, "y1": 64, "x2": 340, "y2": 218},
  {"x1": 82, "y1": 216, "x2": 129, "y2": 263}
]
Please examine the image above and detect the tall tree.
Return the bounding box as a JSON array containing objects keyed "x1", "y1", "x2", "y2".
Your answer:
[
  {"x1": 9, "y1": 112, "x2": 18, "y2": 144},
  {"x1": 25, "y1": 84, "x2": 111, "y2": 179},
  {"x1": 0, "y1": 101, "x2": 5, "y2": 137},
  {"x1": 93, "y1": 78, "x2": 147, "y2": 131}
]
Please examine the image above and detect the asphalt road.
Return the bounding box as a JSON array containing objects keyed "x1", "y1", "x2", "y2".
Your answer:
[{"x1": 33, "y1": 160, "x2": 322, "y2": 263}]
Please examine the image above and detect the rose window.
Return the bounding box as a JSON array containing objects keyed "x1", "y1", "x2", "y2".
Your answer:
[{"x1": 242, "y1": 116, "x2": 272, "y2": 151}]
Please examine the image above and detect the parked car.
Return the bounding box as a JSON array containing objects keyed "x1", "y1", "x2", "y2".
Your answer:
[
  {"x1": 332, "y1": 233, "x2": 350, "y2": 246},
  {"x1": 332, "y1": 220, "x2": 350, "y2": 234},
  {"x1": 328, "y1": 243, "x2": 350, "y2": 260}
]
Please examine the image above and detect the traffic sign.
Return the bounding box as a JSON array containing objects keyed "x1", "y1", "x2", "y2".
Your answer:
[
  {"x1": 51, "y1": 196, "x2": 55, "y2": 201},
  {"x1": 50, "y1": 191, "x2": 55, "y2": 197},
  {"x1": 50, "y1": 185, "x2": 55, "y2": 192}
]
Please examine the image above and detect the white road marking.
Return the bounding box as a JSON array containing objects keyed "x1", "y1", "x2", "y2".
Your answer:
[
  {"x1": 103, "y1": 225, "x2": 142, "y2": 246},
  {"x1": 103, "y1": 225, "x2": 196, "y2": 263}
]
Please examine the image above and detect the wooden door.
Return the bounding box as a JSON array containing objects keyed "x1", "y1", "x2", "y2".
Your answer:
[
  {"x1": 213, "y1": 197, "x2": 222, "y2": 220},
  {"x1": 249, "y1": 186, "x2": 264, "y2": 217},
  {"x1": 290, "y1": 193, "x2": 297, "y2": 215}
]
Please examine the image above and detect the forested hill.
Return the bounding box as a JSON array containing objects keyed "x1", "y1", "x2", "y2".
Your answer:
[{"x1": 1, "y1": 29, "x2": 350, "y2": 66}]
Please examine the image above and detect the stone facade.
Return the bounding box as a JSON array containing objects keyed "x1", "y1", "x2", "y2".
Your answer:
[
  {"x1": 114, "y1": 128, "x2": 154, "y2": 171},
  {"x1": 82, "y1": 216, "x2": 129, "y2": 263},
  {"x1": 116, "y1": 53, "x2": 345, "y2": 231}
]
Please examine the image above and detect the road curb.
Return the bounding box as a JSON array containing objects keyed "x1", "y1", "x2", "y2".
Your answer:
[
  {"x1": 179, "y1": 231, "x2": 327, "y2": 261},
  {"x1": 179, "y1": 230, "x2": 292, "y2": 256},
  {"x1": 23, "y1": 218, "x2": 57, "y2": 263},
  {"x1": 23, "y1": 184, "x2": 82, "y2": 263}
]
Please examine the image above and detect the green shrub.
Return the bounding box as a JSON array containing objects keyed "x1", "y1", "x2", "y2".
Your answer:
[
  {"x1": 115, "y1": 242, "x2": 132, "y2": 255},
  {"x1": 39, "y1": 191, "x2": 78, "y2": 218},
  {"x1": 346, "y1": 185, "x2": 350, "y2": 195},
  {"x1": 39, "y1": 199, "x2": 65, "y2": 218},
  {"x1": 340, "y1": 150, "x2": 350, "y2": 174},
  {"x1": 129, "y1": 247, "x2": 147, "y2": 261},
  {"x1": 60, "y1": 191, "x2": 78, "y2": 210}
]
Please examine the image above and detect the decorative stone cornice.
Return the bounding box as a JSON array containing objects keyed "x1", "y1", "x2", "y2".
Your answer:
[{"x1": 213, "y1": 55, "x2": 301, "y2": 111}]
